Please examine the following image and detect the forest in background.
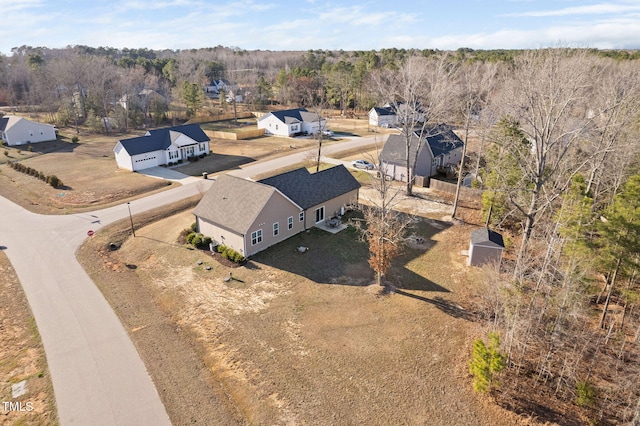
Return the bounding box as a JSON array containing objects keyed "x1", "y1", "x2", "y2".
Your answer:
[{"x1": 2, "y1": 44, "x2": 640, "y2": 424}]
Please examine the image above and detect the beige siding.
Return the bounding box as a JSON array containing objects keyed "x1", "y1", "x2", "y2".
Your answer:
[
  {"x1": 196, "y1": 217, "x2": 246, "y2": 255},
  {"x1": 245, "y1": 192, "x2": 303, "y2": 256},
  {"x1": 304, "y1": 190, "x2": 359, "y2": 228}
]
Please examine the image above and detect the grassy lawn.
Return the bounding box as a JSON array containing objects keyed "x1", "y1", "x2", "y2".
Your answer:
[{"x1": 77, "y1": 201, "x2": 522, "y2": 426}]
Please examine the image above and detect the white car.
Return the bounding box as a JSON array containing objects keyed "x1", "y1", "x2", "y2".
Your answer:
[
  {"x1": 352, "y1": 159, "x2": 374, "y2": 170},
  {"x1": 322, "y1": 130, "x2": 335, "y2": 137}
]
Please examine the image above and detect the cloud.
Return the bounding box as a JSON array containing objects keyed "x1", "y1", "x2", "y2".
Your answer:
[{"x1": 504, "y1": 2, "x2": 640, "y2": 17}]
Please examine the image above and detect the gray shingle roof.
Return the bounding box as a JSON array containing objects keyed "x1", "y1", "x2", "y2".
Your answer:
[
  {"x1": 379, "y1": 124, "x2": 463, "y2": 165},
  {"x1": 118, "y1": 124, "x2": 209, "y2": 156},
  {"x1": 0, "y1": 117, "x2": 8, "y2": 132},
  {"x1": 371, "y1": 106, "x2": 396, "y2": 116},
  {"x1": 193, "y1": 175, "x2": 279, "y2": 234},
  {"x1": 266, "y1": 108, "x2": 323, "y2": 125},
  {"x1": 471, "y1": 228, "x2": 505, "y2": 247},
  {"x1": 258, "y1": 165, "x2": 361, "y2": 209},
  {"x1": 379, "y1": 133, "x2": 423, "y2": 165}
]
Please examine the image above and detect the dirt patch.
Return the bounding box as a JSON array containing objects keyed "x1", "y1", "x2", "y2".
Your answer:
[
  {"x1": 77, "y1": 201, "x2": 528, "y2": 425},
  {"x1": 0, "y1": 251, "x2": 57, "y2": 425}
]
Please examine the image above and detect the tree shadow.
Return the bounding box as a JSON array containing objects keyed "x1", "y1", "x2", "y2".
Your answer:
[
  {"x1": 390, "y1": 288, "x2": 474, "y2": 320},
  {"x1": 253, "y1": 215, "x2": 455, "y2": 292}
]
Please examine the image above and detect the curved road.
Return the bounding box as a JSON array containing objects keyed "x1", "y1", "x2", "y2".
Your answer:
[{"x1": 0, "y1": 134, "x2": 384, "y2": 425}]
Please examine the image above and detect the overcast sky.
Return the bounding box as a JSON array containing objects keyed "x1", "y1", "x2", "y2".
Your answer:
[{"x1": 2, "y1": 0, "x2": 640, "y2": 55}]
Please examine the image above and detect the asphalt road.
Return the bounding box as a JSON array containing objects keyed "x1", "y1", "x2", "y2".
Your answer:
[{"x1": 0, "y1": 134, "x2": 385, "y2": 425}]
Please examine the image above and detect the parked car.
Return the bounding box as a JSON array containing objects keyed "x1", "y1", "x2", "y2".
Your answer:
[
  {"x1": 322, "y1": 130, "x2": 335, "y2": 137},
  {"x1": 352, "y1": 159, "x2": 375, "y2": 170}
]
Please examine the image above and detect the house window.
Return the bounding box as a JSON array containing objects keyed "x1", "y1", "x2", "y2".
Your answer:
[
  {"x1": 200, "y1": 143, "x2": 205, "y2": 151},
  {"x1": 288, "y1": 216, "x2": 293, "y2": 230},
  {"x1": 251, "y1": 229, "x2": 263, "y2": 245},
  {"x1": 275, "y1": 124, "x2": 279, "y2": 130},
  {"x1": 299, "y1": 212, "x2": 304, "y2": 222},
  {"x1": 273, "y1": 222, "x2": 279, "y2": 236},
  {"x1": 315, "y1": 206, "x2": 325, "y2": 223}
]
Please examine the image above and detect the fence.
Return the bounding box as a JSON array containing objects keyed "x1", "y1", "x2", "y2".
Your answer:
[
  {"x1": 204, "y1": 128, "x2": 265, "y2": 140},
  {"x1": 186, "y1": 111, "x2": 255, "y2": 124},
  {"x1": 428, "y1": 178, "x2": 483, "y2": 202}
]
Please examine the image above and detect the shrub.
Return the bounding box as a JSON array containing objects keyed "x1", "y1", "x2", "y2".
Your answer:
[
  {"x1": 47, "y1": 175, "x2": 63, "y2": 188},
  {"x1": 28, "y1": 145, "x2": 33, "y2": 152},
  {"x1": 190, "y1": 222, "x2": 198, "y2": 232},
  {"x1": 576, "y1": 380, "x2": 598, "y2": 407},
  {"x1": 191, "y1": 234, "x2": 203, "y2": 248},
  {"x1": 186, "y1": 232, "x2": 197, "y2": 245},
  {"x1": 4, "y1": 150, "x2": 8, "y2": 156},
  {"x1": 71, "y1": 135, "x2": 79, "y2": 143},
  {"x1": 216, "y1": 244, "x2": 245, "y2": 263},
  {"x1": 469, "y1": 332, "x2": 505, "y2": 393}
]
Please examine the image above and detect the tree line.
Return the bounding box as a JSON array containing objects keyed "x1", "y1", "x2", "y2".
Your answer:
[{"x1": 2, "y1": 43, "x2": 640, "y2": 423}]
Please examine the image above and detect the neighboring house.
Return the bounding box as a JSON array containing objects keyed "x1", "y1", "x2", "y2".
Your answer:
[
  {"x1": 257, "y1": 108, "x2": 326, "y2": 137},
  {"x1": 113, "y1": 124, "x2": 210, "y2": 171},
  {"x1": 0, "y1": 115, "x2": 56, "y2": 146},
  {"x1": 205, "y1": 79, "x2": 231, "y2": 96},
  {"x1": 379, "y1": 125, "x2": 464, "y2": 182},
  {"x1": 368, "y1": 102, "x2": 425, "y2": 128},
  {"x1": 118, "y1": 89, "x2": 165, "y2": 110},
  {"x1": 468, "y1": 228, "x2": 505, "y2": 266},
  {"x1": 368, "y1": 106, "x2": 397, "y2": 128},
  {"x1": 193, "y1": 165, "x2": 360, "y2": 257}
]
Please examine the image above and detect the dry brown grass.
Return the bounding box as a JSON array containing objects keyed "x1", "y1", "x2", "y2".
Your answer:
[
  {"x1": 77, "y1": 201, "x2": 528, "y2": 425},
  {"x1": 0, "y1": 251, "x2": 58, "y2": 425}
]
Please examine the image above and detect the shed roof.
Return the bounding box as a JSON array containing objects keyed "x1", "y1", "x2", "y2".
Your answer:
[
  {"x1": 193, "y1": 175, "x2": 281, "y2": 234},
  {"x1": 470, "y1": 228, "x2": 505, "y2": 248},
  {"x1": 258, "y1": 165, "x2": 360, "y2": 209},
  {"x1": 118, "y1": 124, "x2": 209, "y2": 156}
]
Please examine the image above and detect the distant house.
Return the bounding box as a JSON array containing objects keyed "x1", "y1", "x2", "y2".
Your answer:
[
  {"x1": 368, "y1": 102, "x2": 425, "y2": 128},
  {"x1": 368, "y1": 106, "x2": 397, "y2": 128},
  {"x1": 0, "y1": 115, "x2": 56, "y2": 146},
  {"x1": 379, "y1": 125, "x2": 464, "y2": 182},
  {"x1": 205, "y1": 79, "x2": 231, "y2": 96},
  {"x1": 113, "y1": 124, "x2": 210, "y2": 172},
  {"x1": 257, "y1": 108, "x2": 326, "y2": 137},
  {"x1": 468, "y1": 228, "x2": 505, "y2": 266},
  {"x1": 193, "y1": 165, "x2": 360, "y2": 257}
]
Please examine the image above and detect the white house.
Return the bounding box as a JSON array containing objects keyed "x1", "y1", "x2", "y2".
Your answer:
[
  {"x1": 368, "y1": 106, "x2": 397, "y2": 128},
  {"x1": 257, "y1": 108, "x2": 326, "y2": 137},
  {"x1": 0, "y1": 115, "x2": 57, "y2": 146},
  {"x1": 113, "y1": 124, "x2": 210, "y2": 172}
]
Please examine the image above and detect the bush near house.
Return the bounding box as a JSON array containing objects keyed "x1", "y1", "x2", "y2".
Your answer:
[
  {"x1": 186, "y1": 232, "x2": 212, "y2": 249},
  {"x1": 216, "y1": 244, "x2": 245, "y2": 263}
]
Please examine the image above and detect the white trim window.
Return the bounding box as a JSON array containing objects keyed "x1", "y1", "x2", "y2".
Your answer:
[
  {"x1": 273, "y1": 222, "x2": 279, "y2": 236},
  {"x1": 251, "y1": 229, "x2": 263, "y2": 245},
  {"x1": 288, "y1": 216, "x2": 293, "y2": 230},
  {"x1": 299, "y1": 212, "x2": 304, "y2": 222}
]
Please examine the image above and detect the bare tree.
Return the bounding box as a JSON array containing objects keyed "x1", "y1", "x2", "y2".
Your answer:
[
  {"x1": 371, "y1": 54, "x2": 457, "y2": 196},
  {"x1": 494, "y1": 48, "x2": 597, "y2": 278},
  {"x1": 451, "y1": 61, "x2": 497, "y2": 219},
  {"x1": 357, "y1": 164, "x2": 414, "y2": 286}
]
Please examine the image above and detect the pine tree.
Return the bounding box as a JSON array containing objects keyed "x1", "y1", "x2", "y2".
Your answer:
[{"x1": 469, "y1": 332, "x2": 506, "y2": 393}]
